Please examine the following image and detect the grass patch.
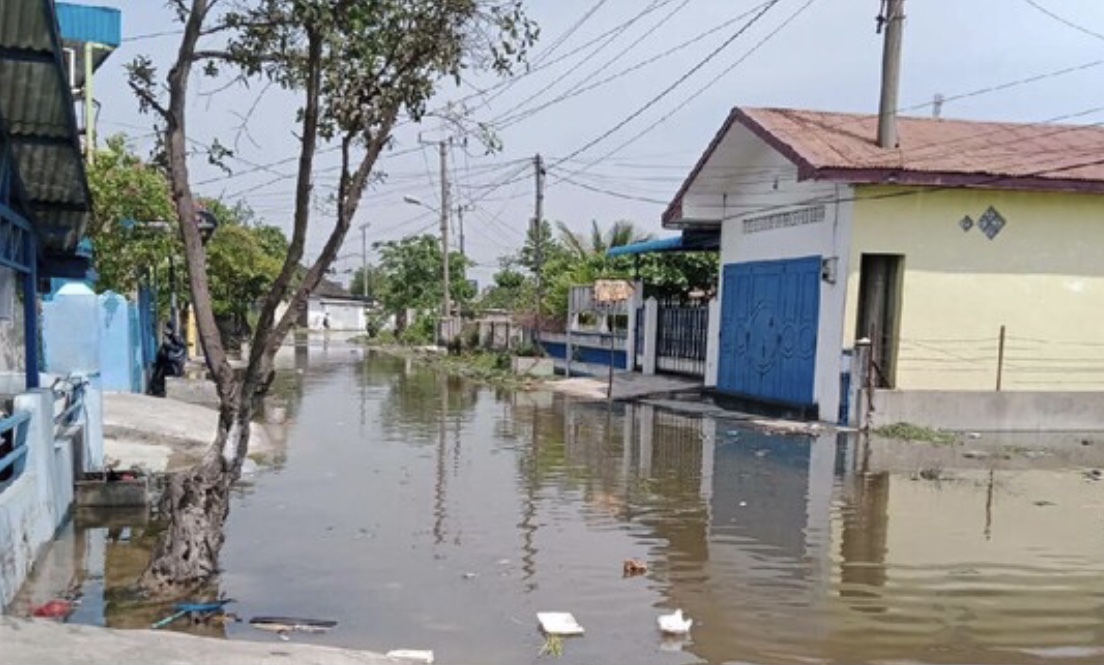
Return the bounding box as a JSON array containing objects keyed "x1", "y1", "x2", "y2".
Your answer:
[
  {"x1": 874, "y1": 422, "x2": 957, "y2": 445},
  {"x1": 538, "y1": 634, "x2": 564, "y2": 658}
]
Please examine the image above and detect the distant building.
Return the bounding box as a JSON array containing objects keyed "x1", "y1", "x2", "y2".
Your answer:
[
  {"x1": 666, "y1": 106, "x2": 1104, "y2": 429},
  {"x1": 306, "y1": 279, "x2": 368, "y2": 331}
]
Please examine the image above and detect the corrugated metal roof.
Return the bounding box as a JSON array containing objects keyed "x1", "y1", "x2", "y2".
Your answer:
[
  {"x1": 740, "y1": 107, "x2": 1104, "y2": 184},
  {"x1": 0, "y1": 0, "x2": 92, "y2": 255},
  {"x1": 56, "y1": 3, "x2": 121, "y2": 46},
  {"x1": 664, "y1": 106, "x2": 1104, "y2": 225}
]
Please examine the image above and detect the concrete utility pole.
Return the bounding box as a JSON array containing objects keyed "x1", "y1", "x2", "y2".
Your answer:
[
  {"x1": 533, "y1": 153, "x2": 545, "y2": 318},
  {"x1": 877, "y1": 0, "x2": 905, "y2": 149},
  {"x1": 439, "y1": 141, "x2": 450, "y2": 319},
  {"x1": 359, "y1": 222, "x2": 370, "y2": 298},
  {"x1": 455, "y1": 204, "x2": 472, "y2": 258}
]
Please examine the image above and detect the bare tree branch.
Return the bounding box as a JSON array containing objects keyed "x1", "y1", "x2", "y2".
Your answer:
[{"x1": 244, "y1": 26, "x2": 324, "y2": 386}]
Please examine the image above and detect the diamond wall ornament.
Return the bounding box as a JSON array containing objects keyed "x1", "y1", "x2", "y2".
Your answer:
[
  {"x1": 977, "y1": 206, "x2": 1006, "y2": 240},
  {"x1": 959, "y1": 215, "x2": 974, "y2": 232}
]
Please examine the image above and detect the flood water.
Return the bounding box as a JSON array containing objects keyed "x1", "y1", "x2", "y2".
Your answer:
[{"x1": 11, "y1": 344, "x2": 1104, "y2": 664}]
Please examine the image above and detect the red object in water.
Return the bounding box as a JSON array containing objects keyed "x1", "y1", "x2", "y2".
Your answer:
[{"x1": 31, "y1": 599, "x2": 72, "y2": 618}]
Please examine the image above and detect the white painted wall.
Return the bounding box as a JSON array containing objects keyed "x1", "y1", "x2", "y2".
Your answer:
[
  {"x1": 679, "y1": 122, "x2": 854, "y2": 420},
  {"x1": 0, "y1": 390, "x2": 74, "y2": 610},
  {"x1": 308, "y1": 297, "x2": 366, "y2": 331}
]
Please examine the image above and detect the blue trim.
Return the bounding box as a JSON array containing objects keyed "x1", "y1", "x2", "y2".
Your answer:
[
  {"x1": 607, "y1": 236, "x2": 684, "y2": 257},
  {"x1": 56, "y1": 3, "x2": 122, "y2": 47},
  {"x1": 24, "y1": 231, "x2": 39, "y2": 389},
  {"x1": 0, "y1": 410, "x2": 32, "y2": 485}
]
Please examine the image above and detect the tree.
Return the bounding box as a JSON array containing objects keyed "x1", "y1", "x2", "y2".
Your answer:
[
  {"x1": 374, "y1": 234, "x2": 474, "y2": 316},
  {"x1": 480, "y1": 265, "x2": 533, "y2": 312},
  {"x1": 127, "y1": 0, "x2": 536, "y2": 593},
  {"x1": 85, "y1": 135, "x2": 179, "y2": 296},
  {"x1": 349, "y1": 263, "x2": 387, "y2": 301}
]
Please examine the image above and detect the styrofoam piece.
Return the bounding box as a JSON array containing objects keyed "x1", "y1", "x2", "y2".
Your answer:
[{"x1": 537, "y1": 612, "x2": 585, "y2": 636}]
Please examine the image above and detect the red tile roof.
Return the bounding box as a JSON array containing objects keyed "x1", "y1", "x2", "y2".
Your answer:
[{"x1": 663, "y1": 107, "x2": 1104, "y2": 225}]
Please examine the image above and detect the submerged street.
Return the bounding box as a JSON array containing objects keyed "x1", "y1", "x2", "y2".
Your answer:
[{"x1": 13, "y1": 344, "x2": 1104, "y2": 665}]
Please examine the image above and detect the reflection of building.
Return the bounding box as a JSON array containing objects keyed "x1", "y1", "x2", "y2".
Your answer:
[
  {"x1": 634, "y1": 409, "x2": 840, "y2": 664},
  {"x1": 826, "y1": 457, "x2": 1104, "y2": 662},
  {"x1": 553, "y1": 398, "x2": 842, "y2": 664}
]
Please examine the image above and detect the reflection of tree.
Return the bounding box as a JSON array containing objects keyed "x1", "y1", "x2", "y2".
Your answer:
[{"x1": 375, "y1": 358, "x2": 479, "y2": 439}]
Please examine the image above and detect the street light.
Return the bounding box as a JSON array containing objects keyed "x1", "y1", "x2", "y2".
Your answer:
[{"x1": 402, "y1": 194, "x2": 450, "y2": 324}]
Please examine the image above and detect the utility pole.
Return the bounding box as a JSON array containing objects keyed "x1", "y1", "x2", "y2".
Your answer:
[
  {"x1": 876, "y1": 0, "x2": 905, "y2": 149},
  {"x1": 533, "y1": 153, "x2": 545, "y2": 319},
  {"x1": 359, "y1": 222, "x2": 370, "y2": 298},
  {"x1": 439, "y1": 140, "x2": 450, "y2": 320},
  {"x1": 455, "y1": 204, "x2": 472, "y2": 258}
]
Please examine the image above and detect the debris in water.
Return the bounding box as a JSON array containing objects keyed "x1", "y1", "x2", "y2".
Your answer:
[
  {"x1": 249, "y1": 616, "x2": 338, "y2": 637},
  {"x1": 1034, "y1": 500, "x2": 1056, "y2": 507},
  {"x1": 496, "y1": 558, "x2": 511, "y2": 566},
  {"x1": 738, "y1": 501, "x2": 748, "y2": 507},
  {"x1": 387, "y1": 649, "x2": 435, "y2": 663},
  {"x1": 754, "y1": 450, "x2": 768, "y2": 458},
  {"x1": 622, "y1": 558, "x2": 647, "y2": 577},
  {"x1": 462, "y1": 572, "x2": 477, "y2": 580},
  {"x1": 967, "y1": 432, "x2": 982, "y2": 440},
  {"x1": 1086, "y1": 469, "x2": 1103, "y2": 481},
  {"x1": 657, "y1": 609, "x2": 693, "y2": 635},
  {"x1": 31, "y1": 599, "x2": 72, "y2": 619},
  {"x1": 962, "y1": 450, "x2": 990, "y2": 459},
  {"x1": 537, "y1": 612, "x2": 585, "y2": 636}
]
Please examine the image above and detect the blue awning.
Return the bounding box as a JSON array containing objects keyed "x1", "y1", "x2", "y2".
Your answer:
[{"x1": 606, "y1": 231, "x2": 719, "y2": 257}]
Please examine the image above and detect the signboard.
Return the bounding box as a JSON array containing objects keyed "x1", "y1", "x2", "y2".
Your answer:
[{"x1": 592, "y1": 279, "x2": 634, "y2": 304}]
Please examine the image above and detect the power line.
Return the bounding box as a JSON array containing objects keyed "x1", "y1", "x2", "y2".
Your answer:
[
  {"x1": 497, "y1": 0, "x2": 774, "y2": 130},
  {"x1": 1020, "y1": 0, "x2": 1104, "y2": 42},
  {"x1": 551, "y1": 0, "x2": 783, "y2": 168},
  {"x1": 490, "y1": 0, "x2": 679, "y2": 128},
  {"x1": 529, "y1": 0, "x2": 612, "y2": 68},
  {"x1": 553, "y1": 0, "x2": 819, "y2": 183}
]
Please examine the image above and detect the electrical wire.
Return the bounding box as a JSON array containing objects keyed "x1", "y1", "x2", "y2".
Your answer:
[
  {"x1": 1020, "y1": 0, "x2": 1104, "y2": 42},
  {"x1": 490, "y1": 0, "x2": 680, "y2": 128},
  {"x1": 553, "y1": 0, "x2": 819, "y2": 183},
  {"x1": 551, "y1": 0, "x2": 783, "y2": 168},
  {"x1": 496, "y1": 0, "x2": 775, "y2": 130}
]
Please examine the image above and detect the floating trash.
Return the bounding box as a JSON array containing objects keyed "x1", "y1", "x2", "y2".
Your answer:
[
  {"x1": 657, "y1": 609, "x2": 693, "y2": 635},
  {"x1": 387, "y1": 649, "x2": 435, "y2": 663},
  {"x1": 622, "y1": 558, "x2": 647, "y2": 577},
  {"x1": 537, "y1": 612, "x2": 584, "y2": 636},
  {"x1": 249, "y1": 616, "x2": 338, "y2": 637}
]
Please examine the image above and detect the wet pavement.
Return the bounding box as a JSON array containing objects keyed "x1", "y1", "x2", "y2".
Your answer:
[{"x1": 10, "y1": 345, "x2": 1104, "y2": 664}]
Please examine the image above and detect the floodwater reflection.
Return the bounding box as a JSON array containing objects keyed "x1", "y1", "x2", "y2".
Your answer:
[{"x1": 10, "y1": 347, "x2": 1104, "y2": 665}]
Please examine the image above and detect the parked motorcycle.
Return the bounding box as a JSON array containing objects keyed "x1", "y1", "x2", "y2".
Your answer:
[{"x1": 148, "y1": 323, "x2": 186, "y2": 397}]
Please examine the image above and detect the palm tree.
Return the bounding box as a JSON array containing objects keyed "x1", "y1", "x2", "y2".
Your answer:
[{"x1": 555, "y1": 220, "x2": 652, "y2": 260}]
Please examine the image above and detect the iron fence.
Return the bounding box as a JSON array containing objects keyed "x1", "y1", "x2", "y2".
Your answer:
[{"x1": 656, "y1": 300, "x2": 709, "y2": 377}]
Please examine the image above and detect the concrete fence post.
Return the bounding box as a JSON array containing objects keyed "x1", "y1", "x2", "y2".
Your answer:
[
  {"x1": 705, "y1": 298, "x2": 720, "y2": 387},
  {"x1": 625, "y1": 303, "x2": 638, "y2": 371},
  {"x1": 642, "y1": 297, "x2": 659, "y2": 376}
]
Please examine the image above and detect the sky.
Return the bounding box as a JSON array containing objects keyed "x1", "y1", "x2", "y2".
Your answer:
[{"x1": 86, "y1": 0, "x2": 1104, "y2": 287}]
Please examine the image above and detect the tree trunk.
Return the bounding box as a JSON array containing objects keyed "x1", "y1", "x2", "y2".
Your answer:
[{"x1": 139, "y1": 398, "x2": 253, "y2": 596}]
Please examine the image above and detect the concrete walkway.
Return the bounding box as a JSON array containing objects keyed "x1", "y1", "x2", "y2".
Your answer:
[
  {"x1": 547, "y1": 370, "x2": 701, "y2": 401},
  {"x1": 103, "y1": 393, "x2": 280, "y2": 473},
  {"x1": 0, "y1": 618, "x2": 399, "y2": 665}
]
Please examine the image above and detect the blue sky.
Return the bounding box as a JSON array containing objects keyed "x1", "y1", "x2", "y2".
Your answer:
[{"x1": 87, "y1": 0, "x2": 1104, "y2": 286}]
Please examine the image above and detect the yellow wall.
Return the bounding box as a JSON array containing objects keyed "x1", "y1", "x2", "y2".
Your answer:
[{"x1": 846, "y1": 186, "x2": 1104, "y2": 391}]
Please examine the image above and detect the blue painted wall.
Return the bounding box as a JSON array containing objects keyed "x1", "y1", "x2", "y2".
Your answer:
[
  {"x1": 539, "y1": 341, "x2": 627, "y2": 368},
  {"x1": 98, "y1": 292, "x2": 134, "y2": 391}
]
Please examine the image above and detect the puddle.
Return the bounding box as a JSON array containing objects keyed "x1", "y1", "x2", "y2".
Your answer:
[{"x1": 10, "y1": 350, "x2": 1104, "y2": 664}]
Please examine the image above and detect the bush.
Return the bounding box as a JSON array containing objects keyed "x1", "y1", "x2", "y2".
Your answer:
[{"x1": 399, "y1": 314, "x2": 435, "y2": 345}]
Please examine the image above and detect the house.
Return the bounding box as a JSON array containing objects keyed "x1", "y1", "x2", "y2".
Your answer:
[
  {"x1": 307, "y1": 279, "x2": 368, "y2": 331},
  {"x1": 666, "y1": 106, "x2": 1104, "y2": 429},
  {"x1": 0, "y1": 0, "x2": 109, "y2": 609}
]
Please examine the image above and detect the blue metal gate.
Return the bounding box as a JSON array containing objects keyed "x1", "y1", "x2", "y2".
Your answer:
[{"x1": 718, "y1": 256, "x2": 820, "y2": 406}]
